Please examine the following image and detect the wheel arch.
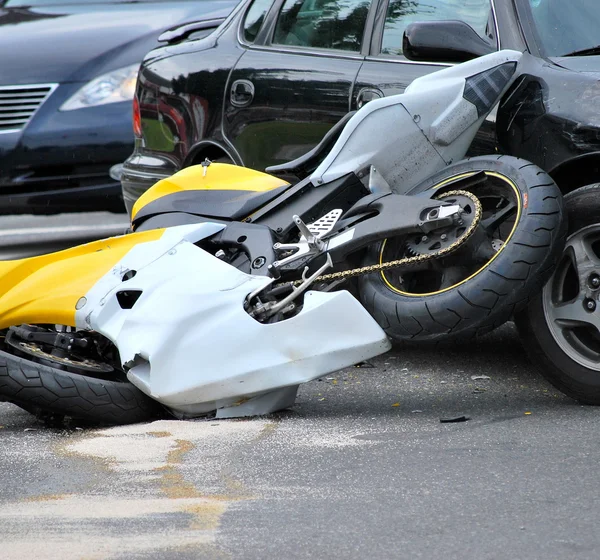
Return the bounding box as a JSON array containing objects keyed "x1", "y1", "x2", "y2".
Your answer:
[
  {"x1": 184, "y1": 140, "x2": 240, "y2": 167},
  {"x1": 549, "y1": 152, "x2": 600, "y2": 195}
]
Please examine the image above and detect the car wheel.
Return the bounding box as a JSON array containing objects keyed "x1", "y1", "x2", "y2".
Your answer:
[{"x1": 516, "y1": 183, "x2": 600, "y2": 404}]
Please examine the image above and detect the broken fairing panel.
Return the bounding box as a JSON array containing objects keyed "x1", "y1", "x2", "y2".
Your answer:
[{"x1": 76, "y1": 224, "x2": 390, "y2": 418}]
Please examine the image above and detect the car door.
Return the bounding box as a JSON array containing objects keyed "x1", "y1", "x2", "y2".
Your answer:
[
  {"x1": 224, "y1": 0, "x2": 376, "y2": 171},
  {"x1": 353, "y1": 0, "x2": 498, "y2": 153}
]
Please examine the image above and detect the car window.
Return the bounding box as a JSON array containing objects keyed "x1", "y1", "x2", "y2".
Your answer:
[
  {"x1": 380, "y1": 0, "x2": 493, "y2": 56},
  {"x1": 4, "y1": 0, "x2": 188, "y2": 5},
  {"x1": 272, "y1": 0, "x2": 372, "y2": 52},
  {"x1": 522, "y1": 0, "x2": 600, "y2": 57},
  {"x1": 243, "y1": 0, "x2": 273, "y2": 43}
]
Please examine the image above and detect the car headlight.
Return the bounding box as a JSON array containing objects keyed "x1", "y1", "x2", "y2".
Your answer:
[{"x1": 60, "y1": 63, "x2": 139, "y2": 111}]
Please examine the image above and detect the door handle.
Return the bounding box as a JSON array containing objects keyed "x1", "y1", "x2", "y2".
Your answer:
[
  {"x1": 230, "y1": 79, "x2": 255, "y2": 107},
  {"x1": 356, "y1": 88, "x2": 383, "y2": 109}
]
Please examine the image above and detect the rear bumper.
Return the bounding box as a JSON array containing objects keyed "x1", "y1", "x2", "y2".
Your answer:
[{"x1": 121, "y1": 146, "x2": 180, "y2": 215}]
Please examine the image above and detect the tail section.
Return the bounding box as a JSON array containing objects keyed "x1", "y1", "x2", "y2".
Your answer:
[{"x1": 310, "y1": 50, "x2": 522, "y2": 193}]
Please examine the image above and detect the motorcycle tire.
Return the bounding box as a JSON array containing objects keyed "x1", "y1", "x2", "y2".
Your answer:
[
  {"x1": 515, "y1": 184, "x2": 600, "y2": 405},
  {"x1": 358, "y1": 155, "x2": 566, "y2": 343},
  {"x1": 0, "y1": 349, "x2": 163, "y2": 425}
]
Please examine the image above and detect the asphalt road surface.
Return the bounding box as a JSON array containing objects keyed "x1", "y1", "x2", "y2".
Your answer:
[{"x1": 1, "y1": 323, "x2": 599, "y2": 560}]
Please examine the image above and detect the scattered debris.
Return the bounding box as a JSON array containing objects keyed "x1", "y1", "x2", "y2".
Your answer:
[
  {"x1": 440, "y1": 415, "x2": 470, "y2": 423},
  {"x1": 471, "y1": 375, "x2": 491, "y2": 380},
  {"x1": 411, "y1": 410, "x2": 423, "y2": 414},
  {"x1": 472, "y1": 388, "x2": 487, "y2": 394},
  {"x1": 354, "y1": 361, "x2": 375, "y2": 368}
]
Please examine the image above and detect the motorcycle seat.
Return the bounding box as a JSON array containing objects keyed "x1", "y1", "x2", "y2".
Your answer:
[
  {"x1": 265, "y1": 111, "x2": 356, "y2": 179},
  {"x1": 132, "y1": 183, "x2": 291, "y2": 229}
]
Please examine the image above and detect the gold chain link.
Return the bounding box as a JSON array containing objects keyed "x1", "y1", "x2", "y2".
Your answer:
[{"x1": 291, "y1": 190, "x2": 482, "y2": 285}]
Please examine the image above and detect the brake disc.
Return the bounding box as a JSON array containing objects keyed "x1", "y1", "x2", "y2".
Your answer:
[{"x1": 6, "y1": 334, "x2": 114, "y2": 374}]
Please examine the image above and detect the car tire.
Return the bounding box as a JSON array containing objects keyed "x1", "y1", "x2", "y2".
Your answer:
[{"x1": 515, "y1": 183, "x2": 600, "y2": 404}]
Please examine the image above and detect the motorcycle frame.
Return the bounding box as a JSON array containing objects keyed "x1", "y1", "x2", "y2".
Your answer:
[{"x1": 182, "y1": 172, "x2": 462, "y2": 276}]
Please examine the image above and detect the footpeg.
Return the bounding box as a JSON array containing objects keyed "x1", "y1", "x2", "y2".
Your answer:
[
  {"x1": 271, "y1": 210, "x2": 343, "y2": 273},
  {"x1": 294, "y1": 215, "x2": 324, "y2": 250}
]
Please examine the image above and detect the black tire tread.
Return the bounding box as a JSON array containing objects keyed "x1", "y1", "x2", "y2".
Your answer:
[
  {"x1": 515, "y1": 183, "x2": 600, "y2": 405},
  {"x1": 359, "y1": 155, "x2": 566, "y2": 343},
  {"x1": 0, "y1": 349, "x2": 162, "y2": 424}
]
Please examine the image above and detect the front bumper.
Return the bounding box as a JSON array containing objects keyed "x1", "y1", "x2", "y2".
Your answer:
[{"x1": 0, "y1": 82, "x2": 134, "y2": 214}]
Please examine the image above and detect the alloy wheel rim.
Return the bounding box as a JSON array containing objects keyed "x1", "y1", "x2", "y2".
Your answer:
[{"x1": 543, "y1": 224, "x2": 600, "y2": 371}]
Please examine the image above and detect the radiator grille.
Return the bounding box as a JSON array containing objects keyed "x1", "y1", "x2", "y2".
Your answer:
[{"x1": 0, "y1": 84, "x2": 57, "y2": 132}]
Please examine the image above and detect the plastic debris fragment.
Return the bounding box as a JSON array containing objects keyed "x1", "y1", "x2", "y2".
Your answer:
[{"x1": 440, "y1": 415, "x2": 470, "y2": 423}]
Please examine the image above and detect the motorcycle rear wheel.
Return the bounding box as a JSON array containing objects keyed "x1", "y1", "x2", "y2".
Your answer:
[
  {"x1": 358, "y1": 155, "x2": 566, "y2": 343},
  {"x1": 0, "y1": 349, "x2": 162, "y2": 425}
]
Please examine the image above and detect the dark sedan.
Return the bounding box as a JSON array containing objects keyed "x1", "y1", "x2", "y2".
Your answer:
[{"x1": 0, "y1": 0, "x2": 236, "y2": 214}]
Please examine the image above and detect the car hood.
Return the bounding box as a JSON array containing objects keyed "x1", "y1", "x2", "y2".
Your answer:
[
  {"x1": 0, "y1": 1, "x2": 234, "y2": 85},
  {"x1": 551, "y1": 56, "x2": 600, "y2": 75}
]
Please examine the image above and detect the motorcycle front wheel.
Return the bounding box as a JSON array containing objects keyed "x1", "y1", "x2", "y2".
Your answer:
[
  {"x1": 358, "y1": 155, "x2": 566, "y2": 343},
  {"x1": 0, "y1": 345, "x2": 163, "y2": 425}
]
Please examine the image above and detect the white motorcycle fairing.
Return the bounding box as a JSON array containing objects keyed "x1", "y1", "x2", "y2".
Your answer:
[
  {"x1": 310, "y1": 50, "x2": 523, "y2": 192},
  {"x1": 75, "y1": 224, "x2": 391, "y2": 418}
]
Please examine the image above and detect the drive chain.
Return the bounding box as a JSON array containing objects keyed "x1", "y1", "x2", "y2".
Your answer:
[{"x1": 296, "y1": 190, "x2": 482, "y2": 285}]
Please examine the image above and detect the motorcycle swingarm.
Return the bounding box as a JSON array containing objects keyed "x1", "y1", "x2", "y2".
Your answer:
[
  {"x1": 325, "y1": 192, "x2": 460, "y2": 264},
  {"x1": 251, "y1": 173, "x2": 369, "y2": 237}
]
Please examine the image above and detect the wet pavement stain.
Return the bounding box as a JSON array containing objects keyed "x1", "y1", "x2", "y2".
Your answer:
[{"x1": 0, "y1": 419, "x2": 269, "y2": 559}]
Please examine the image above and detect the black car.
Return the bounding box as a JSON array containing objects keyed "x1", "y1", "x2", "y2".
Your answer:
[
  {"x1": 122, "y1": 0, "x2": 600, "y2": 403},
  {"x1": 122, "y1": 0, "x2": 600, "y2": 203},
  {"x1": 0, "y1": 0, "x2": 236, "y2": 214}
]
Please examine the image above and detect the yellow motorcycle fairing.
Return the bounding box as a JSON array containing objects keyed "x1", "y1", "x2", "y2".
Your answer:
[
  {"x1": 0, "y1": 228, "x2": 164, "y2": 329},
  {"x1": 131, "y1": 163, "x2": 290, "y2": 222}
]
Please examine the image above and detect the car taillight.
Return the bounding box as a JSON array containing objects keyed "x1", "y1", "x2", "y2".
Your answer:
[{"x1": 133, "y1": 96, "x2": 142, "y2": 138}]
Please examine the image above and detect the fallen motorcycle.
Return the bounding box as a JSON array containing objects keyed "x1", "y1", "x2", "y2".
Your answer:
[{"x1": 0, "y1": 50, "x2": 565, "y2": 424}]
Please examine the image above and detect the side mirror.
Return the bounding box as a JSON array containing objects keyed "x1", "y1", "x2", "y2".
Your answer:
[{"x1": 403, "y1": 20, "x2": 495, "y2": 63}]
